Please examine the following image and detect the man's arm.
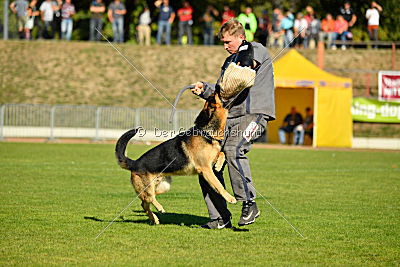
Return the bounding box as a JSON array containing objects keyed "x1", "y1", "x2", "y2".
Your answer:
[
  {"x1": 212, "y1": 7, "x2": 219, "y2": 17},
  {"x1": 107, "y1": 8, "x2": 113, "y2": 22},
  {"x1": 349, "y1": 13, "x2": 357, "y2": 27},
  {"x1": 250, "y1": 13, "x2": 258, "y2": 33},
  {"x1": 116, "y1": 5, "x2": 126, "y2": 15},
  {"x1": 71, "y1": 5, "x2": 76, "y2": 16},
  {"x1": 90, "y1": 5, "x2": 105, "y2": 13},
  {"x1": 281, "y1": 115, "x2": 289, "y2": 127},
  {"x1": 10, "y1": 2, "x2": 17, "y2": 14},
  {"x1": 169, "y1": 12, "x2": 175, "y2": 24},
  {"x1": 53, "y1": 0, "x2": 62, "y2": 11},
  {"x1": 116, "y1": 9, "x2": 126, "y2": 15},
  {"x1": 40, "y1": 6, "x2": 44, "y2": 21},
  {"x1": 373, "y1": 2, "x2": 383, "y2": 12},
  {"x1": 154, "y1": 0, "x2": 162, "y2": 8},
  {"x1": 191, "y1": 82, "x2": 216, "y2": 99}
]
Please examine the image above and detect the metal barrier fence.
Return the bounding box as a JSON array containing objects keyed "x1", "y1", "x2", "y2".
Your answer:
[{"x1": 0, "y1": 103, "x2": 199, "y2": 141}]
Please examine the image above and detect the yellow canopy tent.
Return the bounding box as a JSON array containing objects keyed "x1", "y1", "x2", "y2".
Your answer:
[{"x1": 269, "y1": 49, "x2": 353, "y2": 147}]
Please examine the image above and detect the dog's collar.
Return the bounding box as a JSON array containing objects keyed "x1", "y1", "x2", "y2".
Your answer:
[{"x1": 191, "y1": 126, "x2": 223, "y2": 144}]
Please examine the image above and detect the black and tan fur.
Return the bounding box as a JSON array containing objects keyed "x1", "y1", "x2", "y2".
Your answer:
[{"x1": 115, "y1": 93, "x2": 235, "y2": 224}]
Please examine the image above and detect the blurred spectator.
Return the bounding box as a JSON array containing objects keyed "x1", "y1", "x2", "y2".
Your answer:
[
  {"x1": 40, "y1": 0, "x2": 60, "y2": 39},
  {"x1": 108, "y1": 0, "x2": 126, "y2": 43},
  {"x1": 155, "y1": 0, "x2": 175, "y2": 45},
  {"x1": 10, "y1": 0, "x2": 29, "y2": 39},
  {"x1": 296, "y1": 107, "x2": 313, "y2": 145},
  {"x1": 257, "y1": 10, "x2": 270, "y2": 47},
  {"x1": 221, "y1": 5, "x2": 234, "y2": 26},
  {"x1": 279, "y1": 11, "x2": 294, "y2": 47},
  {"x1": 238, "y1": 7, "x2": 257, "y2": 42},
  {"x1": 319, "y1": 13, "x2": 335, "y2": 48},
  {"x1": 29, "y1": 0, "x2": 42, "y2": 39},
  {"x1": 177, "y1": 1, "x2": 193, "y2": 45},
  {"x1": 366, "y1": 1, "x2": 382, "y2": 49},
  {"x1": 332, "y1": 15, "x2": 348, "y2": 50},
  {"x1": 294, "y1": 12, "x2": 307, "y2": 48},
  {"x1": 60, "y1": 0, "x2": 75, "y2": 41},
  {"x1": 89, "y1": 0, "x2": 105, "y2": 42},
  {"x1": 339, "y1": 0, "x2": 356, "y2": 40},
  {"x1": 137, "y1": 6, "x2": 151, "y2": 46},
  {"x1": 269, "y1": 8, "x2": 283, "y2": 48},
  {"x1": 302, "y1": 6, "x2": 314, "y2": 48},
  {"x1": 279, "y1": 107, "x2": 303, "y2": 145},
  {"x1": 25, "y1": 6, "x2": 34, "y2": 39},
  {"x1": 308, "y1": 14, "x2": 321, "y2": 49},
  {"x1": 201, "y1": 5, "x2": 218, "y2": 46},
  {"x1": 303, "y1": 5, "x2": 314, "y2": 24},
  {"x1": 53, "y1": 0, "x2": 62, "y2": 39}
]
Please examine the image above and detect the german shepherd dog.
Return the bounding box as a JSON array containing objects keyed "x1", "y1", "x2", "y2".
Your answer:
[
  {"x1": 115, "y1": 92, "x2": 236, "y2": 224},
  {"x1": 115, "y1": 40, "x2": 254, "y2": 224}
]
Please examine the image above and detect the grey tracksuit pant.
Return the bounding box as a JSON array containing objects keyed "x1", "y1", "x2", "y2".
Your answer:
[{"x1": 199, "y1": 113, "x2": 267, "y2": 220}]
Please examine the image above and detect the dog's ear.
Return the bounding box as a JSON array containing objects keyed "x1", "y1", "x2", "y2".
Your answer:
[
  {"x1": 195, "y1": 96, "x2": 214, "y2": 126},
  {"x1": 213, "y1": 92, "x2": 224, "y2": 107}
]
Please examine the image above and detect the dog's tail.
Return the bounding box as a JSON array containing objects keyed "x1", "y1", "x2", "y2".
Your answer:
[{"x1": 115, "y1": 128, "x2": 139, "y2": 171}]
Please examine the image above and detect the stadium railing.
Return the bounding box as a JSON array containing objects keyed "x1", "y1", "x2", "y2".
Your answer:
[{"x1": 0, "y1": 103, "x2": 199, "y2": 142}]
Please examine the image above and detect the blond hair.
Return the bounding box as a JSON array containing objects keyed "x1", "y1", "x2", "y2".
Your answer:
[{"x1": 218, "y1": 18, "x2": 245, "y2": 39}]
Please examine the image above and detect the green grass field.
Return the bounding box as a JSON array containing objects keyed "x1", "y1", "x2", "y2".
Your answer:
[{"x1": 1, "y1": 142, "x2": 399, "y2": 265}]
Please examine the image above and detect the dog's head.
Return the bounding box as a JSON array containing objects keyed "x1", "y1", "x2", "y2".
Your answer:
[{"x1": 195, "y1": 92, "x2": 228, "y2": 140}]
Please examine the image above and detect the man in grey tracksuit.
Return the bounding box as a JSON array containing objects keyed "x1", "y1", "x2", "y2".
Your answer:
[{"x1": 192, "y1": 19, "x2": 275, "y2": 228}]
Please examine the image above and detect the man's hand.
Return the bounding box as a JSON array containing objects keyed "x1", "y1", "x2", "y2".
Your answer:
[
  {"x1": 191, "y1": 82, "x2": 204, "y2": 95},
  {"x1": 10, "y1": 3, "x2": 17, "y2": 14}
]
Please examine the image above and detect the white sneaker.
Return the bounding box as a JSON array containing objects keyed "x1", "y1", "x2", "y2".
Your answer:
[
  {"x1": 341, "y1": 45, "x2": 346, "y2": 50},
  {"x1": 331, "y1": 45, "x2": 337, "y2": 50}
]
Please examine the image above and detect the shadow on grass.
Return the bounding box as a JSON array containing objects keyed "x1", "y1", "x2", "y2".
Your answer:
[
  {"x1": 84, "y1": 210, "x2": 209, "y2": 227},
  {"x1": 85, "y1": 210, "x2": 250, "y2": 231}
]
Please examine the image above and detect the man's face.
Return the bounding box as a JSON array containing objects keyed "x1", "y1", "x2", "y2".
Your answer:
[
  {"x1": 221, "y1": 33, "x2": 244, "y2": 54},
  {"x1": 344, "y1": 3, "x2": 350, "y2": 9}
]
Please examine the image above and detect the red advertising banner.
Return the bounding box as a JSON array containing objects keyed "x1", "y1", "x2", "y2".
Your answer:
[{"x1": 379, "y1": 71, "x2": 400, "y2": 102}]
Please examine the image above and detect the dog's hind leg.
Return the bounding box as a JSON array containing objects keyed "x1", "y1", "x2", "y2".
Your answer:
[
  {"x1": 132, "y1": 173, "x2": 160, "y2": 224},
  {"x1": 152, "y1": 176, "x2": 171, "y2": 213},
  {"x1": 152, "y1": 198, "x2": 165, "y2": 214}
]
